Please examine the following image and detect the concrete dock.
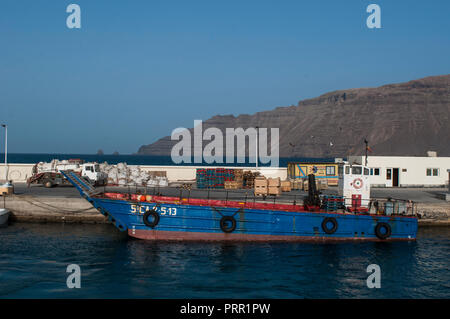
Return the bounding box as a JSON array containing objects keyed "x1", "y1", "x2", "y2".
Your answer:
[{"x1": 2, "y1": 183, "x2": 449, "y2": 226}]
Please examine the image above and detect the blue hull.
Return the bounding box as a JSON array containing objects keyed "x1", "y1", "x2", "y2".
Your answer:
[
  {"x1": 60, "y1": 170, "x2": 418, "y2": 242},
  {"x1": 90, "y1": 197, "x2": 418, "y2": 242}
]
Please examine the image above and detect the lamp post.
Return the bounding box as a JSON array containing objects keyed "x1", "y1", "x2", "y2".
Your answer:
[
  {"x1": 255, "y1": 126, "x2": 259, "y2": 169},
  {"x1": 1, "y1": 124, "x2": 7, "y2": 183}
]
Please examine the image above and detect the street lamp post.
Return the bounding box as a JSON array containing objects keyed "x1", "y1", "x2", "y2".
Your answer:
[
  {"x1": 255, "y1": 126, "x2": 259, "y2": 169},
  {"x1": 1, "y1": 124, "x2": 7, "y2": 183}
]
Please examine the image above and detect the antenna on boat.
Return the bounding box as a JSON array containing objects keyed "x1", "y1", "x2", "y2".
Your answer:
[{"x1": 364, "y1": 138, "x2": 369, "y2": 166}]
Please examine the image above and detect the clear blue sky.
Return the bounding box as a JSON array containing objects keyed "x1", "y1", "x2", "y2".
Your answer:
[{"x1": 0, "y1": 0, "x2": 449, "y2": 154}]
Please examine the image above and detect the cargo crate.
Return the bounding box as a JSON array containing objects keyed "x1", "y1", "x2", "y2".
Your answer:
[
  {"x1": 254, "y1": 177, "x2": 268, "y2": 187},
  {"x1": 268, "y1": 186, "x2": 281, "y2": 196},
  {"x1": 254, "y1": 185, "x2": 268, "y2": 196},
  {"x1": 280, "y1": 181, "x2": 292, "y2": 192},
  {"x1": 268, "y1": 177, "x2": 281, "y2": 187}
]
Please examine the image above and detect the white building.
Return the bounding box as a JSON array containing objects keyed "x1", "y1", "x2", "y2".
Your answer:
[{"x1": 348, "y1": 155, "x2": 450, "y2": 188}]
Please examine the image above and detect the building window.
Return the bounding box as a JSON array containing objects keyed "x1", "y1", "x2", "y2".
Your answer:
[
  {"x1": 326, "y1": 166, "x2": 335, "y2": 176},
  {"x1": 427, "y1": 168, "x2": 439, "y2": 176},
  {"x1": 364, "y1": 168, "x2": 370, "y2": 175},
  {"x1": 370, "y1": 168, "x2": 380, "y2": 176}
]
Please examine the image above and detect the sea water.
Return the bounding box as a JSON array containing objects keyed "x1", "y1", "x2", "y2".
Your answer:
[
  {"x1": 0, "y1": 153, "x2": 334, "y2": 167},
  {"x1": 0, "y1": 223, "x2": 448, "y2": 298}
]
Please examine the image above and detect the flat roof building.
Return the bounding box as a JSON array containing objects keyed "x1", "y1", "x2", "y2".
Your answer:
[{"x1": 348, "y1": 155, "x2": 450, "y2": 188}]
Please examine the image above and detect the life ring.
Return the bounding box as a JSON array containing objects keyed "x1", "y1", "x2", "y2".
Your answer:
[
  {"x1": 321, "y1": 217, "x2": 338, "y2": 234},
  {"x1": 143, "y1": 210, "x2": 160, "y2": 228},
  {"x1": 375, "y1": 222, "x2": 391, "y2": 240},
  {"x1": 353, "y1": 178, "x2": 363, "y2": 189},
  {"x1": 220, "y1": 216, "x2": 236, "y2": 233}
]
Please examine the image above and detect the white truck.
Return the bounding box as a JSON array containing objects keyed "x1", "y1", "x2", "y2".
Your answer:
[{"x1": 27, "y1": 159, "x2": 107, "y2": 188}]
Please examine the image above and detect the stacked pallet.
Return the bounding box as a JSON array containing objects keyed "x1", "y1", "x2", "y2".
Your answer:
[
  {"x1": 290, "y1": 179, "x2": 302, "y2": 190},
  {"x1": 196, "y1": 168, "x2": 236, "y2": 189},
  {"x1": 224, "y1": 180, "x2": 241, "y2": 189},
  {"x1": 318, "y1": 179, "x2": 328, "y2": 190},
  {"x1": 268, "y1": 177, "x2": 281, "y2": 196},
  {"x1": 280, "y1": 180, "x2": 292, "y2": 192},
  {"x1": 322, "y1": 195, "x2": 345, "y2": 212},
  {"x1": 302, "y1": 179, "x2": 328, "y2": 191},
  {"x1": 254, "y1": 177, "x2": 268, "y2": 196},
  {"x1": 243, "y1": 171, "x2": 261, "y2": 189},
  {"x1": 234, "y1": 169, "x2": 244, "y2": 186}
]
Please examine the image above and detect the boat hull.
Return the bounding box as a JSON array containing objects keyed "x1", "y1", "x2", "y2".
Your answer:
[
  {"x1": 91, "y1": 197, "x2": 418, "y2": 242},
  {"x1": 129, "y1": 229, "x2": 416, "y2": 242}
]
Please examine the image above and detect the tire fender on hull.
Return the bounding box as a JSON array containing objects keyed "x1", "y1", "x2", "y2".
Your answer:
[
  {"x1": 143, "y1": 210, "x2": 160, "y2": 228},
  {"x1": 322, "y1": 217, "x2": 338, "y2": 234},
  {"x1": 375, "y1": 222, "x2": 392, "y2": 240},
  {"x1": 220, "y1": 216, "x2": 237, "y2": 233}
]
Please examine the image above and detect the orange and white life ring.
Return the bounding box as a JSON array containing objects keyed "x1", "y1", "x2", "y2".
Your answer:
[{"x1": 352, "y1": 178, "x2": 363, "y2": 189}]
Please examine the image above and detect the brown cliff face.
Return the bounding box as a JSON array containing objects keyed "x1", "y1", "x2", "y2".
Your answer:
[{"x1": 138, "y1": 74, "x2": 450, "y2": 157}]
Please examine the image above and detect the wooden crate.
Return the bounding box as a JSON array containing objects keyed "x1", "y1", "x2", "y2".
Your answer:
[
  {"x1": 254, "y1": 177, "x2": 268, "y2": 187},
  {"x1": 268, "y1": 186, "x2": 281, "y2": 196},
  {"x1": 318, "y1": 179, "x2": 328, "y2": 190},
  {"x1": 268, "y1": 177, "x2": 281, "y2": 187},
  {"x1": 254, "y1": 185, "x2": 268, "y2": 196},
  {"x1": 225, "y1": 181, "x2": 241, "y2": 189},
  {"x1": 290, "y1": 179, "x2": 302, "y2": 190},
  {"x1": 280, "y1": 181, "x2": 292, "y2": 192},
  {"x1": 303, "y1": 179, "x2": 323, "y2": 191},
  {"x1": 303, "y1": 180, "x2": 309, "y2": 192}
]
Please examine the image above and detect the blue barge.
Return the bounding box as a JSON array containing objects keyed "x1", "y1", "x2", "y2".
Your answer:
[{"x1": 61, "y1": 169, "x2": 418, "y2": 242}]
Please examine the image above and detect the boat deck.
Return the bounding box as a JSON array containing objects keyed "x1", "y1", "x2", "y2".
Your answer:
[{"x1": 96, "y1": 192, "x2": 418, "y2": 218}]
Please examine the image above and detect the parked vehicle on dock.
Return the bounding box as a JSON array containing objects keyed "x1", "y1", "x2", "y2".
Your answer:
[
  {"x1": 61, "y1": 161, "x2": 418, "y2": 242},
  {"x1": 27, "y1": 159, "x2": 107, "y2": 188}
]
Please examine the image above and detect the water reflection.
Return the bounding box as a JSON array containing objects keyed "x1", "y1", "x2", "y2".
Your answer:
[{"x1": 0, "y1": 224, "x2": 448, "y2": 298}]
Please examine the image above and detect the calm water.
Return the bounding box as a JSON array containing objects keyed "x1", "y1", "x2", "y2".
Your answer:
[
  {"x1": 1, "y1": 153, "x2": 335, "y2": 167},
  {"x1": 0, "y1": 223, "x2": 448, "y2": 298}
]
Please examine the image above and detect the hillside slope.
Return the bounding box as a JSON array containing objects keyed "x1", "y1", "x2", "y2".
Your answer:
[{"x1": 138, "y1": 75, "x2": 450, "y2": 158}]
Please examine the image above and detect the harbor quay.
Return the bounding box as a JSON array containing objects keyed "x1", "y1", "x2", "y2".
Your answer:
[{"x1": 2, "y1": 182, "x2": 449, "y2": 227}]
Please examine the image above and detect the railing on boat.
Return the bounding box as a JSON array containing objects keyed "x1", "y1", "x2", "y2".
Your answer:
[{"x1": 92, "y1": 184, "x2": 418, "y2": 217}]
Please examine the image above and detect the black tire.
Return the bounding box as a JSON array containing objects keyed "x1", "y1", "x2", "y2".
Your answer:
[
  {"x1": 375, "y1": 222, "x2": 391, "y2": 240},
  {"x1": 220, "y1": 216, "x2": 236, "y2": 233},
  {"x1": 321, "y1": 217, "x2": 338, "y2": 234},
  {"x1": 143, "y1": 210, "x2": 160, "y2": 228}
]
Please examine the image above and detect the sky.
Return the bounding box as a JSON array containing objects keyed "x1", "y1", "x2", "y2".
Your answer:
[{"x1": 0, "y1": 0, "x2": 449, "y2": 154}]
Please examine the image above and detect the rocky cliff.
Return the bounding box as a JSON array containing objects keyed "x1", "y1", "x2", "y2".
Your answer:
[{"x1": 138, "y1": 74, "x2": 450, "y2": 158}]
